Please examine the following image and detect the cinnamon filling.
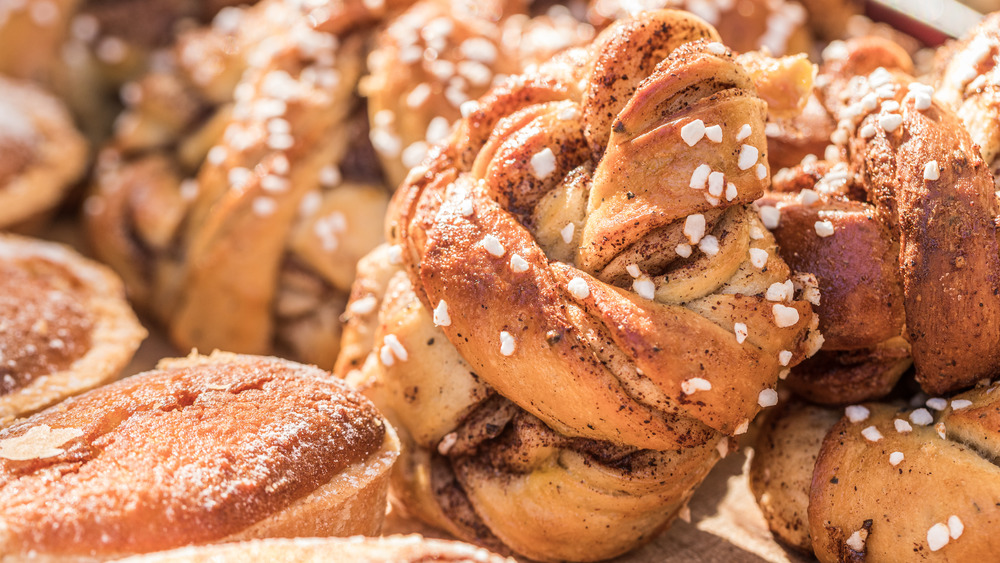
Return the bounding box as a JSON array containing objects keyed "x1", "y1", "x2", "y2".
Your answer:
[
  {"x1": 0, "y1": 356, "x2": 385, "y2": 555},
  {"x1": 0, "y1": 259, "x2": 93, "y2": 395}
]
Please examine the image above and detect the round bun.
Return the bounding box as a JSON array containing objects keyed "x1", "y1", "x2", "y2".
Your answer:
[
  {"x1": 119, "y1": 535, "x2": 512, "y2": 563},
  {"x1": 0, "y1": 351, "x2": 399, "y2": 560},
  {"x1": 0, "y1": 234, "x2": 146, "y2": 425}
]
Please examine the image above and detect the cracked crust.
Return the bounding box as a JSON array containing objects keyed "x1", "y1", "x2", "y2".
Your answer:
[{"x1": 0, "y1": 351, "x2": 399, "y2": 560}]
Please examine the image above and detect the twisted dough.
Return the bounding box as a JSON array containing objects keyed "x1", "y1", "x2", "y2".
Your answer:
[
  {"x1": 764, "y1": 37, "x2": 1000, "y2": 400},
  {"x1": 86, "y1": 0, "x2": 403, "y2": 369},
  {"x1": 338, "y1": 10, "x2": 818, "y2": 561},
  {"x1": 751, "y1": 386, "x2": 1000, "y2": 561}
]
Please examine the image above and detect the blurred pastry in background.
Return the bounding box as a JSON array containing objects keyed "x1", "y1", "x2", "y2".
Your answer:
[
  {"x1": 0, "y1": 234, "x2": 145, "y2": 426},
  {"x1": 364, "y1": 0, "x2": 595, "y2": 187},
  {"x1": 934, "y1": 12, "x2": 1000, "y2": 179},
  {"x1": 0, "y1": 76, "x2": 87, "y2": 232},
  {"x1": 85, "y1": 0, "x2": 405, "y2": 369},
  {"x1": 0, "y1": 0, "x2": 262, "y2": 143}
]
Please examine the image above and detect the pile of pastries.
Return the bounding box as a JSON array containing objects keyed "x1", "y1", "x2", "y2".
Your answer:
[{"x1": 2, "y1": 0, "x2": 1000, "y2": 561}]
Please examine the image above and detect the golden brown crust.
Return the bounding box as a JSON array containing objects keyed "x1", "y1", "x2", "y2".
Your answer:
[
  {"x1": 834, "y1": 41, "x2": 1000, "y2": 395},
  {"x1": 0, "y1": 76, "x2": 87, "y2": 232},
  {"x1": 119, "y1": 535, "x2": 513, "y2": 563},
  {"x1": 0, "y1": 235, "x2": 145, "y2": 426},
  {"x1": 757, "y1": 192, "x2": 903, "y2": 351},
  {"x1": 783, "y1": 341, "x2": 911, "y2": 406},
  {"x1": 0, "y1": 351, "x2": 399, "y2": 559},
  {"x1": 752, "y1": 385, "x2": 1000, "y2": 561},
  {"x1": 342, "y1": 10, "x2": 818, "y2": 562}
]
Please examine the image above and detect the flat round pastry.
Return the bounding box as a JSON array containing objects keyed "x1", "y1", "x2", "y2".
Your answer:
[
  {"x1": 0, "y1": 76, "x2": 87, "y2": 232},
  {"x1": 0, "y1": 234, "x2": 145, "y2": 426},
  {"x1": 0, "y1": 351, "x2": 400, "y2": 560},
  {"x1": 752, "y1": 383, "x2": 1000, "y2": 561},
  {"x1": 85, "y1": 0, "x2": 405, "y2": 369},
  {"x1": 119, "y1": 535, "x2": 512, "y2": 562},
  {"x1": 337, "y1": 10, "x2": 820, "y2": 562}
]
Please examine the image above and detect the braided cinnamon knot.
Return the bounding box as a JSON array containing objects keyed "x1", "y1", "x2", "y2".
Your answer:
[
  {"x1": 763, "y1": 37, "x2": 1000, "y2": 401},
  {"x1": 85, "y1": 0, "x2": 408, "y2": 369},
  {"x1": 337, "y1": 10, "x2": 817, "y2": 561}
]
